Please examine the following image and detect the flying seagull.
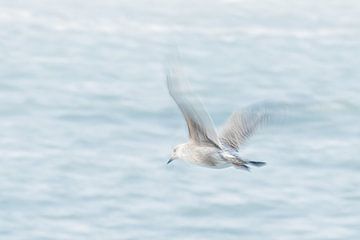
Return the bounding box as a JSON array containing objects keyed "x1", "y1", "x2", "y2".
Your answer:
[{"x1": 167, "y1": 67, "x2": 272, "y2": 171}]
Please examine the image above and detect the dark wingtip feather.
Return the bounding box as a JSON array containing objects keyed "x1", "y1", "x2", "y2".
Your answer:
[{"x1": 248, "y1": 161, "x2": 266, "y2": 167}]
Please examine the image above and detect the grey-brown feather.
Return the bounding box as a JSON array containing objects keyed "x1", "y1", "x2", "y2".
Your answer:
[
  {"x1": 219, "y1": 107, "x2": 271, "y2": 150},
  {"x1": 166, "y1": 68, "x2": 221, "y2": 149}
]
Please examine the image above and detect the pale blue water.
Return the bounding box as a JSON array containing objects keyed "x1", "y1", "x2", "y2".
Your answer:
[{"x1": 1, "y1": 0, "x2": 360, "y2": 239}]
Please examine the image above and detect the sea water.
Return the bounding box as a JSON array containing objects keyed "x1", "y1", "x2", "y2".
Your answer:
[{"x1": 0, "y1": 0, "x2": 359, "y2": 239}]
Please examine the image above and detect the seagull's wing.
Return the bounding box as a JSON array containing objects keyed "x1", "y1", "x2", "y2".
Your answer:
[
  {"x1": 167, "y1": 67, "x2": 221, "y2": 148},
  {"x1": 219, "y1": 104, "x2": 274, "y2": 150}
]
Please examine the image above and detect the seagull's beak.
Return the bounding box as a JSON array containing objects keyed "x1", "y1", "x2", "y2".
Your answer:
[{"x1": 167, "y1": 157, "x2": 175, "y2": 164}]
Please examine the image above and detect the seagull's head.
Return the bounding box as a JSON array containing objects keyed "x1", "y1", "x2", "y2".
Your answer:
[{"x1": 167, "y1": 144, "x2": 186, "y2": 164}]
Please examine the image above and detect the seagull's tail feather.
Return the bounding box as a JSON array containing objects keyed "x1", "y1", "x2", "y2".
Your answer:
[
  {"x1": 247, "y1": 161, "x2": 266, "y2": 167},
  {"x1": 233, "y1": 164, "x2": 251, "y2": 171},
  {"x1": 229, "y1": 156, "x2": 266, "y2": 170}
]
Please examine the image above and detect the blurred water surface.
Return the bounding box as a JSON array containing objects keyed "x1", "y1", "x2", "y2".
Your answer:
[{"x1": 0, "y1": 0, "x2": 360, "y2": 239}]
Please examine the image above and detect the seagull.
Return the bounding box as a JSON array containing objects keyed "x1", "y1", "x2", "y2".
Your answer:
[{"x1": 167, "y1": 67, "x2": 271, "y2": 171}]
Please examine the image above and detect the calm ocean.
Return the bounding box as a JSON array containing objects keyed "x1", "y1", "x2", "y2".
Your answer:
[{"x1": 0, "y1": 0, "x2": 359, "y2": 239}]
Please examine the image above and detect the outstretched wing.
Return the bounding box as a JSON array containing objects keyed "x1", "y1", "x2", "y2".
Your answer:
[
  {"x1": 219, "y1": 104, "x2": 274, "y2": 150},
  {"x1": 166, "y1": 67, "x2": 221, "y2": 148}
]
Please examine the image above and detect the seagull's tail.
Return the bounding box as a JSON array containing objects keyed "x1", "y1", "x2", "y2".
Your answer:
[
  {"x1": 231, "y1": 160, "x2": 266, "y2": 171},
  {"x1": 247, "y1": 161, "x2": 266, "y2": 167},
  {"x1": 228, "y1": 154, "x2": 267, "y2": 170}
]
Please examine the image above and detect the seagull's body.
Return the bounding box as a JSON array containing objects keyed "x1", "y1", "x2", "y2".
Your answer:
[
  {"x1": 167, "y1": 67, "x2": 270, "y2": 171},
  {"x1": 173, "y1": 142, "x2": 264, "y2": 170},
  {"x1": 174, "y1": 143, "x2": 230, "y2": 169}
]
